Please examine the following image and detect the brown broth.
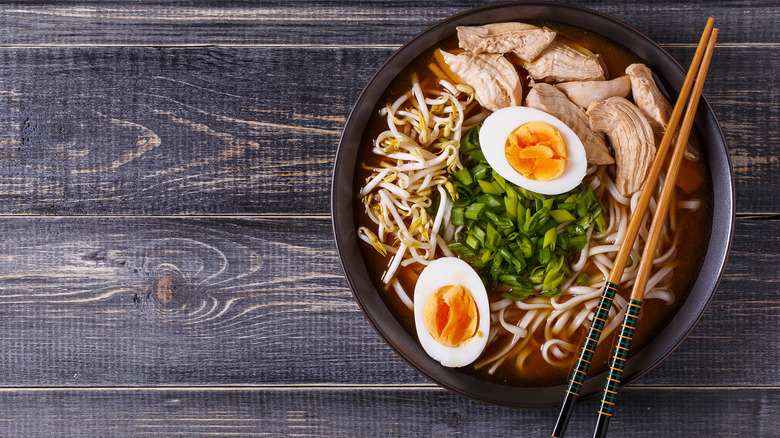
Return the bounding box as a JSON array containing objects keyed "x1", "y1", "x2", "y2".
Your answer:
[{"x1": 354, "y1": 21, "x2": 713, "y2": 387}]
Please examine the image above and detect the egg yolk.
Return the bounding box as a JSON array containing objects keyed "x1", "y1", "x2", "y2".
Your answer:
[
  {"x1": 423, "y1": 284, "x2": 478, "y2": 347},
  {"x1": 505, "y1": 121, "x2": 568, "y2": 181}
]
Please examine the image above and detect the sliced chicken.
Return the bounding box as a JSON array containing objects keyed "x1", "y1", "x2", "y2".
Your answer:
[
  {"x1": 554, "y1": 75, "x2": 631, "y2": 109},
  {"x1": 626, "y1": 63, "x2": 672, "y2": 137},
  {"x1": 522, "y1": 41, "x2": 605, "y2": 83},
  {"x1": 457, "y1": 22, "x2": 556, "y2": 62},
  {"x1": 626, "y1": 63, "x2": 698, "y2": 160},
  {"x1": 587, "y1": 97, "x2": 656, "y2": 196},
  {"x1": 441, "y1": 50, "x2": 523, "y2": 112},
  {"x1": 525, "y1": 83, "x2": 614, "y2": 165}
]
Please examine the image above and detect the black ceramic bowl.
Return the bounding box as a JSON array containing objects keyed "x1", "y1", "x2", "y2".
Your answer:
[{"x1": 332, "y1": 2, "x2": 733, "y2": 407}]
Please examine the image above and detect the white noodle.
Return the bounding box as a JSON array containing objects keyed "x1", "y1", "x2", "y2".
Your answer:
[
  {"x1": 645, "y1": 265, "x2": 674, "y2": 292},
  {"x1": 645, "y1": 288, "x2": 675, "y2": 304},
  {"x1": 491, "y1": 298, "x2": 513, "y2": 312},
  {"x1": 678, "y1": 199, "x2": 701, "y2": 210},
  {"x1": 653, "y1": 245, "x2": 677, "y2": 265},
  {"x1": 606, "y1": 177, "x2": 631, "y2": 205},
  {"x1": 499, "y1": 307, "x2": 528, "y2": 338},
  {"x1": 390, "y1": 278, "x2": 414, "y2": 310},
  {"x1": 572, "y1": 227, "x2": 595, "y2": 272}
]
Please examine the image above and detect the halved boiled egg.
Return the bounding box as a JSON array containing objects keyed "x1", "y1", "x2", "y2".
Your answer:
[
  {"x1": 413, "y1": 257, "x2": 489, "y2": 367},
  {"x1": 480, "y1": 106, "x2": 587, "y2": 195}
]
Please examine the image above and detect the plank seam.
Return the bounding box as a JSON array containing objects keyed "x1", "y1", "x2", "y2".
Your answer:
[
  {"x1": 0, "y1": 213, "x2": 768, "y2": 219},
  {"x1": 0, "y1": 385, "x2": 774, "y2": 392},
  {"x1": 0, "y1": 43, "x2": 775, "y2": 49},
  {"x1": 0, "y1": 214, "x2": 332, "y2": 219}
]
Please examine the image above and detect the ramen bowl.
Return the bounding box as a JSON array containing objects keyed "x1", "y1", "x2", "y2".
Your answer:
[{"x1": 331, "y1": 2, "x2": 733, "y2": 407}]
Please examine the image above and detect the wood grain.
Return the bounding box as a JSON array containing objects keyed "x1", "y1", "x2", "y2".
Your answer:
[
  {"x1": 0, "y1": 2, "x2": 777, "y2": 435},
  {"x1": 0, "y1": 216, "x2": 775, "y2": 387},
  {"x1": 0, "y1": 386, "x2": 774, "y2": 437},
  {"x1": 0, "y1": 45, "x2": 776, "y2": 214},
  {"x1": 0, "y1": 1, "x2": 777, "y2": 46}
]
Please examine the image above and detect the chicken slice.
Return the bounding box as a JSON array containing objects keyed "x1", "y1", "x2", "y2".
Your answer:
[
  {"x1": 626, "y1": 63, "x2": 698, "y2": 160},
  {"x1": 457, "y1": 22, "x2": 556, "y2": 62},
  {"x1": 587, "y1": 97, "x2": 656, "y2": 196},
  {"x1": 554, "y1": 75, "x2": 631, "y2": 109},
  {"x1": 522, "y1": 41, "x2": 605, "y2": 83},
  {"x1": 626, "y1": 63, "x2": 672, "y2": 137},
  {"x1": 525, "y1": 83, "x2": 614, "y2": 165},
  {"x1": 441, "y1": 50, "x2": 523, "y2": 112}
]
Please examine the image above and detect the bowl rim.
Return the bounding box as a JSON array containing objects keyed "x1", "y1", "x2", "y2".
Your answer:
[{"x1": 331, "y1": 1, "x2": 734, "y2": 408}]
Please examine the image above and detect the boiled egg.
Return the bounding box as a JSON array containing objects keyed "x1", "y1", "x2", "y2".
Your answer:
[
  {"x1": 413, "y1": 257, "x2": 490, "y2": 367},
  {"x1": 480, "y1": 106, "x2": 587, "y2": 195}
]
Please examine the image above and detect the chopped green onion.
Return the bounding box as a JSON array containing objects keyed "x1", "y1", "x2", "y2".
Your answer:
[
  {"x1": 518, "y1": 236, "x2": 533, "y2": 259},
  {"x1": 543, "y1": 226, "x2": 558, "y2": 250},
  {"x1": 568, "y1": 235, "x2": 588, "y2": 252},
  {"x1": 483, "y1": 210, "x2": 500, "y2": 224},
  {"x1": 505, "y1": 196, "x2": 518, "y2": 219},
  {"x1": 575, "y1": 273, "x2": 590, "y2": 286},
  {"x1": 470, "y1": 226, "x2": 486, "y2": 243},
  {"x1": 538, "y1": 246, "x2": 551, "y2": 265},
  {"x1": 451, "y1": 207, "x2": 465, "y2": 226},
  {"x1": 492, "y1": 173, "x2": 507, "y2": 191},
  {"x1": 465, "y1": 203, "x2": 485, "y2": 220},
  {"x1": 540, "y1": 288, "x2": 562, "y2": 298},
  {"x1": 448, "y1": 242, "x2": 476, "y2": 258},
  {"x1": 446, "y1": 125, "x2": 606, "y2": 300},
  {"x1": 550, "y1": 209, "x2": 577, "y2": 223},
  {"x1": 452, "y1": 168, "x2": 473, "y2": 186},
  {"x1": 478, "y1": 179, "x2": 501, "y2": 195},
  {"x1": 576, "y1": 199, "x2": 588, "y2": 217},
  {"x1": 460, "y1": 125, "x2": 480, "y2": 152},
  {"x1": 471, "y1": 162, "x2": 490, "y2": 180},
  {"x1": 529, "y1": 265, "x2": 545, "y2": 283},
  {"x1": 476, "y1": 193, "x2": 503, "y2": 211},
  {"x1": 465, "y1": 234, "x2": 480, "y2": 250},
  {"x1": 469, "y1": 149, "x2": 487, "y2": 163},
  {"x1": 485, "y1": 223, "x2": 500, "y2": 251},
  {"x1": 594, "y1": 212, "x2": 606, "y2": 233}
]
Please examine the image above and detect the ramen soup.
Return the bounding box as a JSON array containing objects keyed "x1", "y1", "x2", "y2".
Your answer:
[{"x1": 355, "y1": 21, "x2": 711, "y2": 386}]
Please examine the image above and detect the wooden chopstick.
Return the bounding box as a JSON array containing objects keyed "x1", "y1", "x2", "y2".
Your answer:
[
  {"x1": 551, "y1": 17, "x2": 717, "y2": 438},
  {"x1": 591, "y1": 26, "x2": 719, "y2": 438}
]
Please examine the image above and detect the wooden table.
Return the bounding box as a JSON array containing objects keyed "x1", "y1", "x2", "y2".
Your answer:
[{"x1": 1, "y1": 1, "x2": 776, "y2": 436}]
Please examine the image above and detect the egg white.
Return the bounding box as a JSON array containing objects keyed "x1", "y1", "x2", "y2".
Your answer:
[
  {"x1": 413, "y1": 257, "x2": 490, "y2": 368},
  {"x1": 479, "y1": 106, "x2": 587, "y2": 195}
]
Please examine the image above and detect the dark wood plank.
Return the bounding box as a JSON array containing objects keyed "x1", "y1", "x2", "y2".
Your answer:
[
  {"x1": 664, "y1": 45, "x2": 780, "y2": 216},
  {"x1": 0, "y1": 1, "x2": 776, "y2": 46},
  {"x1": 0, "y1": 216, "x2": 775, "y2": 387},
  {"x1": 0, "y1": 387, "x2": 775, "y2": 437},
  {"x1": 0, "y1": 47, "x2": 355, "y2": 215},
  {"x1": 0, "y1": 45, "x2": 777, "y2": 214}
]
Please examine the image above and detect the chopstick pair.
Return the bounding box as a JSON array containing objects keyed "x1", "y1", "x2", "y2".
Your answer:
[
  {"x1": 551, "y1": 18, "x2": 718, "y2": 438},
  {"x1": 591, "y1": 25, "x2": 718, "y2": 438}
]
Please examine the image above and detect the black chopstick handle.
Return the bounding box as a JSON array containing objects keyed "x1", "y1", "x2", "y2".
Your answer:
[
  {"x1": 551, "y1": 281, "x2": 619, "y2": 437},
  {"x1": 593, "y1": 414, "x2": 611, "y2": 438},
  {"x1": 592, "y1": 298, "x2": 643, "y2": 437},
  {"x1": 551, "y1": 391, "x2": 578, "y2": 438}
]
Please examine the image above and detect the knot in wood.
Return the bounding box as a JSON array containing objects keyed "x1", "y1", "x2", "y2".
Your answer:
[{"x1": 153, "y1": 264, "x2": 192, "y2": 308}]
